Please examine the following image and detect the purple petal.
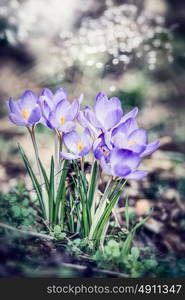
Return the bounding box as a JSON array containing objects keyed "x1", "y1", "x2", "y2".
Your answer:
[
  {"x1": 103, "y1": 109, "x2": 123, "y2": 131},
  {"x1": 127, "y1": 129, "x2": 148, "y2": 153},
  {"x1": 54, "y1": 88, "x2": 67, "y2": 104},
  {"x1": 48, "y1": 111, "x2": 59, "y2": 129},
  {"x1": 28, "y1": 105, "x2": 41, "y2": 124},
  {"x1": 7, "y1": 98, "x2": 21, "y2": 115},
  {"x1": 39, "y1": 95, "x2": 54, "y2": 111},
  {"x1": 94, "y1": 93, "x2": 123, "y2": 130},
  {"x1": 63, "y1": 131, "x2": 80, "y2": 153},
  {"x1": 40, "y1": 88, "x2": 53, "y2": 99},
  {"x1": 113, "y1": 164, "x2": 131, "y2": 177},
  {"x1": 67, "y1": 99, "x2": 80, "y2": 120},
  {"x1": 128, "y1": 129, "x2": 148, "y2": 145},
  {"x1": 110, "y1": 148, "x2": 140, "y2": 170},
  {"x1": 104, "y1": 131, "x2": 113, "y2": 150},
  {"x1": 55, "y1": 99, "x2": 70, "y2": 120},
  {"x1": 81, "y1": 129, "x2": 93, "y2": 148},
  {"x1": 113, "y1": 118, "x2": 139, "y2": 137},
  {"x1": 111, "y1": 130, "x2": 128, "y2": 149},
  {"x1": 84, "y1": 107, "x2": 102, "y2": 129},
  {"x1": 42, "y1": 100, "x2": 51, "y2": 119},
  {"x1": 95, "y1": 92, "x2": 108, "y2": 112},
  {"x1": 78, "y1": 94, "x2": 84, "y2": 105},
  {"x1": 94, "y1": 137, "x2": 110, "y2": 160},
  {"x1": 124, "y1": 170, "x2": 148, "y2": 180},
  {"x1": 140, "y1": 140, "x2": 160, "y2": 157},
  {"x1": 20, "y1": 90, "x2": 38, "y2": 110},
  {"x1": 9, "y1": 113, "x2": 27, "y2": 126},
  {"x1": 93, "y1": 138, "x2": 102, "y2": 152},
  {"x1": 77, "y1": 111, "x2": 95, "y2": 135},
  {"x1": 120, "y1": 107, "x2": 138, "y2": 123},
  {"x1": 60, "y1": 121, "x2": 76, "y2": 133},
  {"x1": 60, "y1": 152, "x2": 80, "y2": 160},
  {"x1": 79, "y1": 145, "x2": 92, "y2": 157},
  {"x1": 129, "y1": 144, "x2": 146, "y2": 154}
]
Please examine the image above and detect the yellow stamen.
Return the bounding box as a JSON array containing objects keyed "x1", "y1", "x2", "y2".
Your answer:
[
  {"x1": 102, "y1": 149, "x2": 109, "y2": 156},
  {"x1": 22, "y1": 109, "x2": 30, "y2": 120},
  {"x1": 77, "y1": 142, "x2": 84, "y2": 152},
  {"x1": 60, "y1": 116, "x2": 65, "y2": 125},
  {"x1": 98, "y1": 146, "x2": 109, "y2": 156},
  {"x1": 128, "y1": 139, "x2": 137, "y2": 147}
]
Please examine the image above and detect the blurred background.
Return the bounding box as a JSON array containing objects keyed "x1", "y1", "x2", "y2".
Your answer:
[{"x1": 0, "y1": 0, "x2": 185, "y2": 277}]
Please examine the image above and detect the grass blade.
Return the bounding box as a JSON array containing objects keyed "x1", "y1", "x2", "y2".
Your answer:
[
  {"x1": 54, "y1": 160, "x2": 69, "y2": 225},
  {"x1": 125, "y1": 196, "x2": 129, "y2": 230},
  {"x1": 18, "y1": 145, "x2": 46, "y2": 219},
  {"x1": 87, "y1": 160, "x2": 98, "y2": 210},
  {"x1": 121, "y1": 231, "x2": 134, "y2": 257},
  {"x1": 49, "y1": 156, "x2": 55, "y2": 225},
  {"x1": 72, "y1": 160, "x2": 91, "y2": 237},
  {"x1": 121, "y1": 214, "x2": 151, "y2": 257},
  {"x1": 92, "y1": 181, "x2": 126, "y2": 244},
  {"x1": 38, "y1": 158, "x2": 49, "y2": 194}
]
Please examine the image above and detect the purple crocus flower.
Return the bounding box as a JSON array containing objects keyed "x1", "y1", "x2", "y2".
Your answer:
[
  {"x1": 47, "y1": 96, "x2": 82, "y2": 133},
  {"x1": 7, "y1": 90, "x2": 41, "y2": 127},
  {"x1": 81, "y1": 92, "x2": 123, "y2": 132},
  {"x1": 61, "y1": 129, "x2": 93, "y2": 160},
  {"x1": 100, "y1": 148, "x2": 148, "y2": 180},
  {"x1": 38, "y1": 87, "x2": 67, "y2": 124},
  {"x1": 78, "y1": 92, "x2": 139, "y2": 144},
  {"x1": 111, "y1": 117, "x2": 160, "y2": 157}
]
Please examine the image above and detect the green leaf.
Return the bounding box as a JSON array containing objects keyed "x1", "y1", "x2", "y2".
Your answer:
[
  {"x1": 21, "y1": 207, "x2": 30, "y2": 217},
  {"x1": 131, "y1": 215, "x2": 150, "y2": 233},
  {"x1": 11, "y1": 205, "x2": 21, "y2": 217},
  {"x1": 49, "y1": 156, "x2": 55, "y2": 225},
  {"x1": 125, "y1": 196, "x2": 129, "y2": 230},
  {"x1": 18, "y1": 145, "x2": 46, "y2": 219},
  {"x1": 72, "y1": 160, "x2": 90, "y2": 237},
  {"x1": 54, "y1": 225, "x2": 61, "y2": 234},
  {"x1": 144, "y1": 258, "x2": 158, "y2": 270},
  {"x1": 121, "y1": 231, "x2": 134, "y2": 257},
  {"x1": 54, "y1": 160, "x2": 69, "y2": 225},
  {"x1": 38, "y1": 158, "x2": 50, "y2": 194},
  {"x1": 106, "y1": 240, "x2": 120, "y2": 258},
  {"x1": 87, "y1": 160, "x2": 98, "y2": 209},
  {"x1": 22, "y1": 199, "x2": 29, "y2": 207},
  {"x1": 92, "y1": 182, "x2": 126, "y2": 243},
  {"x1": 131, "y1": 247, "x2": 140, "y2": 261},
  {"x1": 22, "y1": 218, "x2": 33, "y2": 226}
]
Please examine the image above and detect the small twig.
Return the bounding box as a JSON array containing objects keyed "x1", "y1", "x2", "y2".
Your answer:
[
  {"x1": 0, "y1": 222, "x2": 54, "y2": 240},
  {"x1": 68, "y1": 232, "x2": 79, "y2": 239}
]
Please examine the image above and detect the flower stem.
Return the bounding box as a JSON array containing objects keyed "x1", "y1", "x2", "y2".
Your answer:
[
  {"x1": 80, "y1": 156, "x2": 84, "y2": 173},
  {"x1": 88, "y1": 176, "x2": 114, "y2": 239},
  {"x1": 54, "y1": 130, "x2": 62, "y2": 191},
  {"x1": 28, "y1": 126, "x2": 42, "y2": 184},
  {"x1": 27, "y1": 126, "x2": 49, "y2": 221}
]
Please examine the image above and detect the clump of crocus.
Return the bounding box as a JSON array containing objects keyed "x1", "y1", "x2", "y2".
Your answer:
[{"x1": 7, "y1": 87, "x2": 160, "y2": 245}]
